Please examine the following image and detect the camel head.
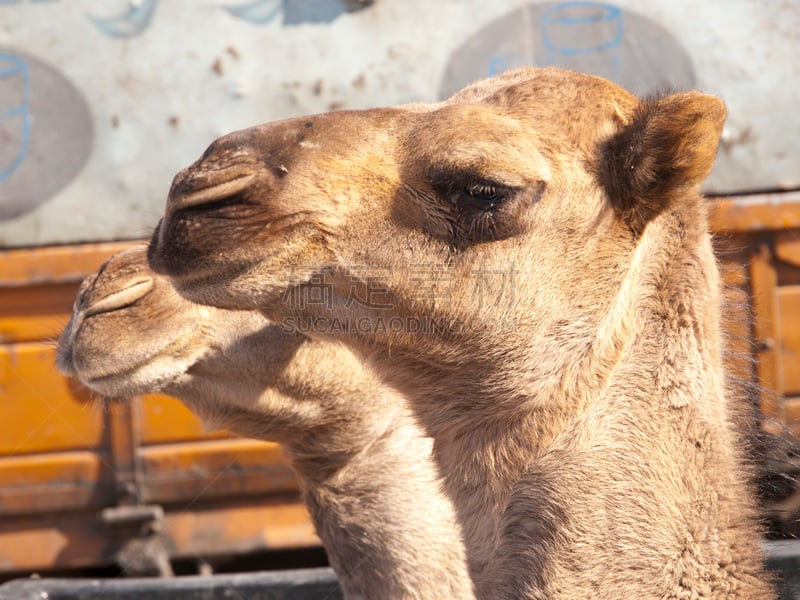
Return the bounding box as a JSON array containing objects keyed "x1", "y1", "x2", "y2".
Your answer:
[
  {"x1": 56, "y1": 245, "x2": 387, "y2": 454},
  {"x1": 57, "y1": 245, "x2": 475, "y2": 598},
  {"x1": 56, "y1": 245, "x2": 269, "y2": 399},
  {"x1": 147, "y1": 67, "x2": 726, "y2": 404},
  {"x1": 140, "y1": 69, "x2": 777, "y2": 599}
]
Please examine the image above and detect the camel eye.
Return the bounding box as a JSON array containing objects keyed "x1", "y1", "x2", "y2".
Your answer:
[
  {"x1": 455, "y1": 179, "x2": 515, "y2": 213},
  {"x1": 422, "y1": 168, "x2": 540, "y2": 245},
  {"x1": 463, "y1": 181, "x2": 504, "y2": 208},
  {"x1": 428, "y1": 170, "x2": 513, "y2": 211}
]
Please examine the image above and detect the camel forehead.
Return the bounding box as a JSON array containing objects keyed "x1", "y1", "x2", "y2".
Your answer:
[
  {"x1": 179, "y1": 68, "x2": 633, "y2": 181},
  {"x1": 452, "y1": 67, "x2": 633, "y2": 105}
]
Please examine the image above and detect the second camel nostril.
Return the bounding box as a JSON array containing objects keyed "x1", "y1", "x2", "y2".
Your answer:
[{"x1": 83, "y1": 277, "x2": 155, "y2": 318}]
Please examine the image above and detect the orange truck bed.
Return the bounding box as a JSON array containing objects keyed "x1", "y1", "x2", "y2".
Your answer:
[
  {"x1": 1, "y1": 190, "x2": 799, "y2": 577},
  {"x1": 0, "y1": 242, "x2": 318, "y2": 577}
]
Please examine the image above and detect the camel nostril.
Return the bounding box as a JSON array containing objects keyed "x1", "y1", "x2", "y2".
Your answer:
[
  {"x1": 83, "y1": 277, "x2": 155, "y2": 318},
  {"x1": 170, "y1": 170, "x2": 255, "y2": 211}
]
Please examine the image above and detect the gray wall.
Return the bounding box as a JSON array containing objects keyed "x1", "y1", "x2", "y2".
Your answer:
[{"x1": 0, "y1": 0, "x2": 797, "y2": 247}]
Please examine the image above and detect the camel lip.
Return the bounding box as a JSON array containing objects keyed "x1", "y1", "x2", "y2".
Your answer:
[
  {"x1": 83, "y1": 367, "x2": 145, "y2": 392},
  {"x1": 150, "y1": 210, "x2": 320, "y2": 279},
  {"x1": 79, "y1": 352, "x2": 183, "y2": 398},
  {"x1": 55, "y1": 342, "x2": 76, "y2": 377}
]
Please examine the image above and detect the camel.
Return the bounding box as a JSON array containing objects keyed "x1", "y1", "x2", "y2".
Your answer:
[
  {"x1": 148, "y1": 67, "x2": 773, "y2": 597},
  {"x1": 56, "y1": 245, "x2": 475, "y2": 600}
]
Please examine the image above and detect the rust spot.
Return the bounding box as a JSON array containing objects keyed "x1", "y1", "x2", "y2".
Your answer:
[
  {"x1": 211, "y1": 58, "x2": 223, "y2": 76},
  {"x1": 720, "y1": 125, "x2": 756, "y2": 154},
  {"x1": 312, "y1": 79, "x2": 324, "y2": 97},
  {"x1": 168, "y1": 115, "x2": 180, "y2": 128},
  {"x1": 352, "y1": 74, "x2": 366, "y2": 89},
  {"x1": 737, "y1": 125, "x2": 754, "y2": 145},
  {"x1": 226, "y1": 46, "x2": 240, "y2": 61},
  {"x1": 328, "y1": 101, "x2": 344, "y2": 111}
]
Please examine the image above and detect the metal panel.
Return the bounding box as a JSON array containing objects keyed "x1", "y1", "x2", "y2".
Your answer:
[
  {"x1": 0, "y1": 0, "x2": 797, "y2": 247},
  {"x1": 0, "y1": 500, "x2": 318, "y2": 573},
  {"x1": 0, "y1": 242, "x2": 313, "y2": 573},
  {"x1": 0, "y1": 567, "x2": 342, "y2": 600},
  {"x1": 2, "y1": 544, "x2": 800, "y2": 599},
  {"x1": 0, "y1": 342, "x2": 106, "y2": 455},
  {"x1": 138, "y1": 393, "x2": 229, "y2": 445}
]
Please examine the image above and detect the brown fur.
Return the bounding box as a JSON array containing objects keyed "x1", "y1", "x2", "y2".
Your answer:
[
  {"x1": 57, "y1": 246, "x2": 474, "y2": 600},
  {"x1": 148, "y1": 67, "x2": 773, "y2": 597}
]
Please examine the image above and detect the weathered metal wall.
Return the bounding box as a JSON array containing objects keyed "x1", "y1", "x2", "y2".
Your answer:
[{"x1": 0, "y1": 0, "x2": 797, "y2": 247}]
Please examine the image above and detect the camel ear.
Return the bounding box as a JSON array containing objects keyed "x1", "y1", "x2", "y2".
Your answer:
[{"x1": 599, "y1": 91, "x2": 726, "y2": 232}]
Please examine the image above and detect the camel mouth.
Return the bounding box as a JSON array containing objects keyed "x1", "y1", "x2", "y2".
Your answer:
[
  {"x1": 80, "y1": 369, "x2": 164, "y2": 400},
  {"x1": 150, "y1": 210, "x2": 321, "y2": 281},
  {"x1": 81, "y1": 364, "x2": 150, "y2": 395},
  {"x1": 57, "y1": 277, "x2": 155, "y2": 378},
  {"x1": 168, "y1": 263, "x2": 254, "y2": 307},
  {"x1": 55, "y1": 331, "x2": 77, "y2": 377},
  {"x1": 79, "y1": 334, "x2": 207, "y2": 397}
]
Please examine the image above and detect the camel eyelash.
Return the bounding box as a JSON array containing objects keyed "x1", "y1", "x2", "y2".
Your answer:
[
  {"x1": 462, "y1": 181, "x2": 507, "y2": 209},
  {"x1": 429, "y1": 171, "x2": 515, "y2": 211}
]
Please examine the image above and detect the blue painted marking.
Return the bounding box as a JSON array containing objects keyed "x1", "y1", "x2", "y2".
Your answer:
[
  {"x1": 486, "y1": 54, "x2": 527, "y2": 77},
  {"x1": 89, "y1": 0, "x2": 157, "y2": 38},
  {"x1": 223, "y1": 0, "x2": 283, "y2": 24},
  {"x1": 225, "y1": 0, "x2": 371, "y2": 26},
  {"x1": 487, "y1": 55, "x2": 509, "y2": 76},
  {"x1": 541, "y1": 1, "x2": 623, "y2": 57},
  {"x1": 283, "y1": 0, "x2": 355, "y2": 25},
  {"x1": 542, "y1": 1, "x2": 621, "y2": 25},
  {"x1": 0, "y1": 52, "x2": 31, "y2": 183}
]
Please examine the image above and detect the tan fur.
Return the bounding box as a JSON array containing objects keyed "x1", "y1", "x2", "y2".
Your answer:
[
  {"x1": 148, "y1": 67, "x2": 773, "y2": 597},
  {"x1": 57, "y1": 246, "x2": 474, "y2": 600}
]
